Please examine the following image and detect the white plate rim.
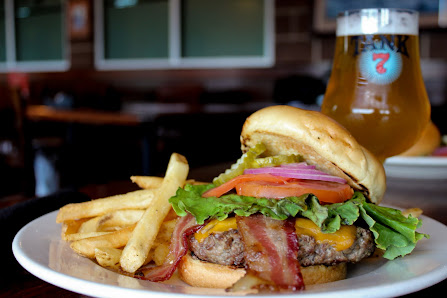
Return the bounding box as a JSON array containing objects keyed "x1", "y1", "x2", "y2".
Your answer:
[
  {"x1": 12, "y1": 210, "x2": 447, "y2": 298},
  {"x1": 384, "y1": 156, "x2": 447, "y2": 179},
  {"x1": 385, "y1": 156, "x2": 447, "y2": 166}
]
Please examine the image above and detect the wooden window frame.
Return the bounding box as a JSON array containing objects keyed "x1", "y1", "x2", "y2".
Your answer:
[
  {"x1": 0, "y1": 0, "x2": 70, "y2": 73},
  {"x1": 94, "y1": 0, "x2": 275, "y2": 70}
]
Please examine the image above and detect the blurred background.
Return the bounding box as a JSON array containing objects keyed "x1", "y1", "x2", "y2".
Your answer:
[{"x1": 1, "y1": 0, "x2": 446, "y2": 202}]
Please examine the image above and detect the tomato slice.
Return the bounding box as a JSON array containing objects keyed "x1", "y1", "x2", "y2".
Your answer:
[
  {"x1": 202, "y1": 174, "x2": 290, "y2": 198},
  {"x1": 235, "y1": 180, "x2": 353, "y2": 204}
]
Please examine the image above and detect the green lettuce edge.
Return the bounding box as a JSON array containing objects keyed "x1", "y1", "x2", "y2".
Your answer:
[{"x1": 169, "y1": 184, "x2": 429, "y2": 260}]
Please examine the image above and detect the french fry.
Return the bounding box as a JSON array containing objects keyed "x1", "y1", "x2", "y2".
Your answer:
[
  {"x1": 164, "y1": 207, "x2": 180, "y2": 221},
  {"x1": 98, "y1": 210, "x2": 145, "y2": 232},
  {"x1": 78, "y1": 210, "x2": 144, "y2": 233},
  {"x1": 78, "y1": 216, "x2": 103, "y2": 233},
  {"x1": 131, "y1": 175, "x2": 204, "y2": 189},
  {"x1": 61, "y1": 218, "x2": 89, "y2": 241},
  {"x1": 56, "y1": 189, "x2": 155, "y2": 223},
  {"x1": 402, "y1": 207, "x2": 423, "y2": 218},
  {"x1": 95, "y1": 247, "x2": 122, "y2": 270},
  {"x1": 70, "y1": 224, "x2": 135, "y2": 258},
  {"x1": 153, "y1": 219, "x2": 177, "y2": 246},
  {"x1": 130, "y1": 176, "x2": 164, "y2": 189},
  {"x1": 152, "y1": 242, "x2": 170, "y2": 266},
  {"x1": 65, "y1": 231, "x2": 111, "y2": 242},
  {"x1": 120, "y1": 153, "x2": 189, "y2": 273},
  {"x1": 142, "y1": 218, "x2": 177, "y2": 266}
]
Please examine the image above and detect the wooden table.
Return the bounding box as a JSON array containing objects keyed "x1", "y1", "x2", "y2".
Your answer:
[
  {"x1": 25, "y1": 105, "x2": 155, "y2": 179},
  {"x1": 26, "y1": 105, "x2": 142, "y2": 126},
  {"x1": 4, "y1": 172, "x2": 447, "y2": 297},
  {"x1": 24, "y1": 103, "x2": 270, "y2": 177}
]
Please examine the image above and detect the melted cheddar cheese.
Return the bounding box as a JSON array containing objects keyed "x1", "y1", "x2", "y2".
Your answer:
[
  {"x1": 194, "y1": 217, "x2": 356, "y2": 251},
  {"x1": 295, "y1": 218, "x2": 356, "y2": 251},
  {"x1": 194, "y1": 217, "x2": 237, "y2": 243}
]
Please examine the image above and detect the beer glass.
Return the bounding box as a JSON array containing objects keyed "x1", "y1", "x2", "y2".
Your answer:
[{"x1": 321, "y1": 8, "x2": 431, "y2": 161}]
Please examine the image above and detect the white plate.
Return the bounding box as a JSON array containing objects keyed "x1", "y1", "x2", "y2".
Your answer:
[
  {"x1": 384, "y1": 156, "x2": 447, "y2": 179},
  {"x1": 13, "y1": 211, "x2": 447, "y2": 298}
]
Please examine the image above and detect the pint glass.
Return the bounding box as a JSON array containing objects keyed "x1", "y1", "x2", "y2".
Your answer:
[{"x1": 321, "y1": 8, "x2": 431, "y2": 161}]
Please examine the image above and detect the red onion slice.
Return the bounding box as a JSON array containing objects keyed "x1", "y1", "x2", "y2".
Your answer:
[
  {"x1": 271, "y1": 172, "x2": 346, "y2": 184},
  {"x1": 245, "y1": 168, "x2": 330, "y2": 176},
  {"x1": 243, "y1": 163, "x2": 346, "y2": 184}
]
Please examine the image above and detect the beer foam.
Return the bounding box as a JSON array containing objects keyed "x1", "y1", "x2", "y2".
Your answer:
[{"x1": 336, "y1": 9, "x2": 419, "y2": 36}]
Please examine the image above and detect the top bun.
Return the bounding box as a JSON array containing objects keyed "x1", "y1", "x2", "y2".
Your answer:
[
  {"x1": 240, "y1": 105, "x2": 386, "y2": 204},
  {"x1": 399, "y1": 121, "x2": 441, "y2": 157}
]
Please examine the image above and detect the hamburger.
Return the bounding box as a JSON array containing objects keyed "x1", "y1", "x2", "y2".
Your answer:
[{"x1": 137, "y1": 105, "x2": 428, "y2": 291}]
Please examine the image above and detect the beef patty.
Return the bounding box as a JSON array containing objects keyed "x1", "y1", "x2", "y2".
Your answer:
[{"x1": 188, "y1": 226, "x2": 375, "y2": 267}]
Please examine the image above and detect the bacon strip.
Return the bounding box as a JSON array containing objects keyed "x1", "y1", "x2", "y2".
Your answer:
[
  {"x1": 236, "y1": 214, "x2": 305, "y2": 291},
  {"x1": 137, "y1": 213, "x2": 203, "y2": 282}
]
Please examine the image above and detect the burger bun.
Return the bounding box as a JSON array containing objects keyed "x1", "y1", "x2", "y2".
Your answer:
[
  {"x1": 178, "y1": 253, "x2": 347, "y2": 288},
  {"x1": 240, "y1": 105, "x2": 386, "y2": 204}
]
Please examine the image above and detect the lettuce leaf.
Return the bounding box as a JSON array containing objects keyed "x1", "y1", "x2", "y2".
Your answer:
[
  {"x1": 169, "y1": 184, "x2": 313, "y2": 224},
  {"x1": 169, "y1": 185, "x2": 429, "y2": 260},
  {"x1": 358, "y1": 200, "x2": 428, "y2": 260}
]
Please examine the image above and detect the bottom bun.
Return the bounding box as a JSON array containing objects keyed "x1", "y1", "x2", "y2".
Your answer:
[
  {"x1": 178, "y1": 253, "x2": 347, "y2": 289},
  {"x1": 178, "y1": 253, "x2": 246, "y2": 288},
  {"x1": 301, "y1": 262, "x2": 347, "y2": 285}
]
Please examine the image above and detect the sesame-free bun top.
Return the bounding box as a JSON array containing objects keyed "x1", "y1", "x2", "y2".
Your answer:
[{"x1": 240, "y1": 105, "x2": 386, "y2": 204}]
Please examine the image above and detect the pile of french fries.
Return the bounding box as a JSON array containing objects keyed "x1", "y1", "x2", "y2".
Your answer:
[{"x1": 56, "y1": 153, "x2": 192, "y2": 275}]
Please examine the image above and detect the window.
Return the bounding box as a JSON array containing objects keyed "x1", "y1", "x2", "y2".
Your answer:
[
  {"x1": 0, "y1": 3, "x2": 6, "y2": 67},
  {"x1": 95, "y1": 0, "x2": 274, "y2": 70},
  {"x1": 104, "y1": 0, "x2": 169, "y2": 60},
  {"x1": 0, "y1": 0, "x2": 69, "y2": 72}
]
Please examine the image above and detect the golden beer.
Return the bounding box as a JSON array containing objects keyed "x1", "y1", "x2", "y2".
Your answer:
[{"x1": 321, "y1": 9, "x2": 430, "y2": 161}]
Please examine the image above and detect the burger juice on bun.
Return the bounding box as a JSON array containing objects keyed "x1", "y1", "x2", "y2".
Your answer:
[{"x1": 138, "y1": 106, "x2": 428, "y2": 292}]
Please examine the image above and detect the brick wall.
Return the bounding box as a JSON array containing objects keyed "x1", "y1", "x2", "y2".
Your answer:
[
  {"x1": 6, "y1": 0, "x2": 447, "y2": 108},
  {"x1": 275, "y1": 0, "x2": 447, "y2": 64}
]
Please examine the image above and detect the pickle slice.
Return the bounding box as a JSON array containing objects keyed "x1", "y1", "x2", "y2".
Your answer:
[
  {"x1": 212, "y1": 144, "x2": 303, "y2": 186},
  {"x1": 212, "y1": 143, "x2": 266, "y2": 186},
  {"x1": 252, "y1": 154, "x2": 302, "y2": 168}
]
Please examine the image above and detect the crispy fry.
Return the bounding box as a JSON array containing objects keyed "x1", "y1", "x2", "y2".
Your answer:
[
  {"x1": 152, "y1": 242, "x2": 170, "y2": 266},
  {"x1": 61, "y1": 218, "x2": 89, "y2": 241},
  {"x1": 78, "y1": 210, "x2": 144, "y2": 233},
  {"x1": 131, "y1": 175, "x2": 205, "y2": 189},
  {"x1": 120, "y1": 153, "x2": 189, "y2": 273},
  {"x1": 78, "y1": 216, "x2": 103, "y2": 233},
  {"x1": 130, "y1": 176, "x2": 164, "y2": 189},
  {"x1": 142, "y1": 219, "x2": 177, "y2": 266},
  {"x1": 153, "y1": 219, "x2": 177, "y2": 246},
  {"x1": 402, "y1": 207, "x2": 423, "y2": 218},
  {"x1": 95, "y1": 247, "x2": 122, "y2": 270},
  {"x1": 65, "y1": 231, "x2": 111, "y2": 242},
  {"x1": 56, "y1": 189, "x2": 155, "y2": 223},
  {"x1": 70, "y1": 225, "x2": 135, "y2": 258},
  {"x1": 98, "y1": 210, "x2": 145, "y2": 231},
  {"x1": 164, "y1": 208, "x2": 179, "y2": 222}
]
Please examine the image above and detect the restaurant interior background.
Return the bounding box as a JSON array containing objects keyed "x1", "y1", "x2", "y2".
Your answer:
[{"x1": 1, "y1": 0, "x2": 446, "y2": 202}]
